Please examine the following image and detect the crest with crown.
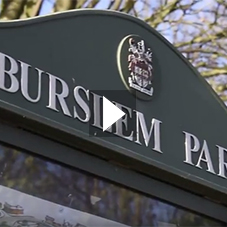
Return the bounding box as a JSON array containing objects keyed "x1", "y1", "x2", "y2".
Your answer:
[{"x1": 127, "y1": 37, "x2": 153, "y2": 96}]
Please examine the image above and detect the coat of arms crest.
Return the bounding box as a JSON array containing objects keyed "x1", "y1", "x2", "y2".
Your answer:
[
  {"x1": 128, "y1": 38, "x2": 153, "y2": 96},
  {"x1": 117, "y1": 34, "x2": 154, "y2": 100}
]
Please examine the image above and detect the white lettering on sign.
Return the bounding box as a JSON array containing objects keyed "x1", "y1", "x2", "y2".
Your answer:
[
  {"x1": 73, "y1": 86, "x2": 90, "y2": 122},
  {"x1": 46, "y1": 73, "x2": 72, "y2": 117},
  {"x1": 0, "y1": 51, "x2": 226, "y2": 181},
  {"x1": 217, "y1": 145, "x2": 227, "y2": 178},
  {"x1": 135, "y1": 112, "x2": 162, "y2": 153},
  {"x1": 183, "y1": 131, "x2": 227, "y2": 178},
  {"x1": 0, "y1": 52, "x2": 162, "y2": 153},
  {"x1": 114, "y1": 102, "x2": 134, "y2": 141},
  {"x1": 19, "y1": 61, "x2": 43, "y2": 103},
  {"x1": 0, "y1": 53, "x2": 19, "y2": 93}
]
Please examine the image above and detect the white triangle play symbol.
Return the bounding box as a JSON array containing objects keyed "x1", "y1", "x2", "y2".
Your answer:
[{"x1": 102, "y1": 96, "x2": 125, "y2": 132}]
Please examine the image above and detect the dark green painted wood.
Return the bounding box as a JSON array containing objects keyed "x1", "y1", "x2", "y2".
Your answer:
[
  {"x1": 0, "y1": 120, "x2": 225, "y2": 223},
  {"x1": 0, "y1": 10, "x2": 226, "y2": 200}
]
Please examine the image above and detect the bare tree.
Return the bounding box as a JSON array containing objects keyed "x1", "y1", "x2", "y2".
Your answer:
[{"x1": 0, "y1": 0, "x2": 226, "y2": 103}]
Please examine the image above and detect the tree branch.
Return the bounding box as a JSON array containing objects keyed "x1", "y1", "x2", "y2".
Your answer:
[{"x1": 0, "y1": 0, "x2": 27, "y2": 20}]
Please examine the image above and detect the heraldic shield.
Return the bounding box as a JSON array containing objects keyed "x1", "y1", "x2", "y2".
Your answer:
[{"x1": 117, "y1": 34, "x2": 154, "y2": 101}]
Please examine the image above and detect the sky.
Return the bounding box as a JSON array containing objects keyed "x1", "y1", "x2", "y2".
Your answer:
[
  {"x1": 0, "y1": 0, "x2": 220, "y2": 52},
  {"x1": 39, "y1": 0, "x2": 144, "y2": 16},
  {"x1": 39, "y1": 0, "x2": 55, "y2": 15},
  {"x1": 0, "y1": 0, "x2": 108, "y2": 14},
  {"x1": 39, "y1": 0, "x2": 111, "y2": 15}
]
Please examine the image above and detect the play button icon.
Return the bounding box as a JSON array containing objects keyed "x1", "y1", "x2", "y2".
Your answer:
[{"x1": 103, "y1": 96, "x2": 126, "y2": 132}]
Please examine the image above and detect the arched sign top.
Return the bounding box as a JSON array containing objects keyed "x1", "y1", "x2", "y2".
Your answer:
[
  {"x1": 0, "y1": 8, "x2": 224, "y2": 107},
  {"x1": 0, "y1": 9, "x2": 227, "y2": 203}
]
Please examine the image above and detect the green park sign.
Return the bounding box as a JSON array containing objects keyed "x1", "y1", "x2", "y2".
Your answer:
[{"x1": 0, "y1": 9, "x2": 227, "y2": 200}]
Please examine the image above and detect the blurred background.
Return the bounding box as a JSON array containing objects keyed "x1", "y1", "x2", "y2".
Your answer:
[{"x1": 0, "y1": 0, "x2": 226, "y2": 104}]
